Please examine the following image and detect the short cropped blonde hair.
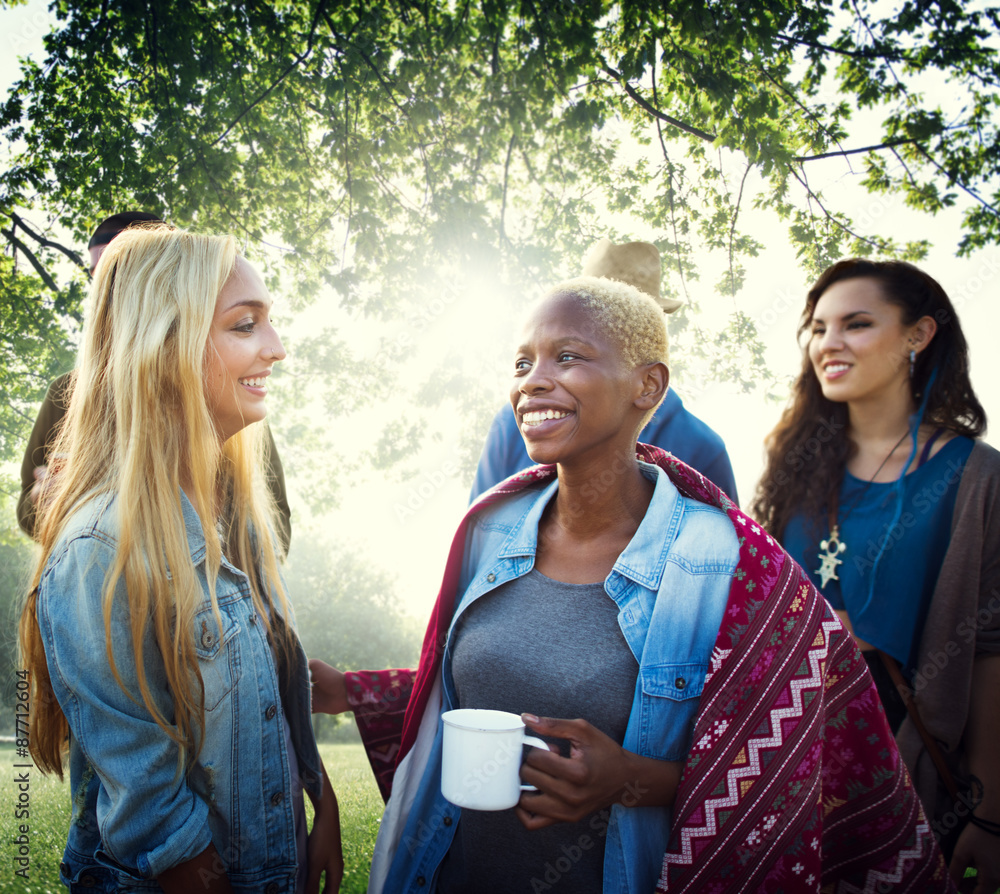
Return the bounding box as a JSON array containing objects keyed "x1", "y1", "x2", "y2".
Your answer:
[
  {"x1": 546, "y1": 275, "x2": 668, "y2": 369},
  {"x1": 543, "y1": 275, "x2": 669, "y2": 431}
]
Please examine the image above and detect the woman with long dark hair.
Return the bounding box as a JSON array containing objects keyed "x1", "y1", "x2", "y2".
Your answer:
[{"x1": 753, "y1": 258, "x2": 1000, "y2": 889}]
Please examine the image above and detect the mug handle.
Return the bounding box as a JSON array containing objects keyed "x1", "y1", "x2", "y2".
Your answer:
[{"x1": 519, "y1": 735, "x2": 553, "y2": 792}]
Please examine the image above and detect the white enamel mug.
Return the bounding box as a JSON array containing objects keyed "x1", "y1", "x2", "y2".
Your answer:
[{"x1": 441, "y1": 709, "x2": 551, "y2": 810}]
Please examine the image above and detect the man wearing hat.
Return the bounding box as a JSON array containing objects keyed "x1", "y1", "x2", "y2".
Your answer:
[
  {"x1": 469, "y1": 238, "x2": 739, "y2": 502},
  {"x1": 17, "y1": 212, "x2": 294, "y2": 553}
]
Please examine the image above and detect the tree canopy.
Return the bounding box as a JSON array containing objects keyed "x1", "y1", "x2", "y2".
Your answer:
[{"x1": 2, "y1": 0, "x2": 999, "y2": 473}]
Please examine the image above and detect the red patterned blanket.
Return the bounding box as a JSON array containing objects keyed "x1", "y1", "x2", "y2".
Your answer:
[{"x1": 346, "y1": 446, "x2": 952, "y2": 891}]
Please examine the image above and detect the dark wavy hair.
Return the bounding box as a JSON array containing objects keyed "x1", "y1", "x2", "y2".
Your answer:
[{"x1": 751, "y1": 258, "x2": 986, "y2": 542}]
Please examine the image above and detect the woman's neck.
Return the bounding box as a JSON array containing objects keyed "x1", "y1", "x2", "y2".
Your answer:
[
  {"x1": 844, "y1": 389, "x2": 934, "y2": 481},
  {"x1": 846, "y1": 388, "x2": 916, "y2": 450},
  {"x1": 551, "y1": 449, "x2": 654, "y2": 539}
]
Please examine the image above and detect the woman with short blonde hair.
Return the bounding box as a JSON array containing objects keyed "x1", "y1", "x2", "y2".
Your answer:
[{"x1": 313, "y1": 274, "x2": 949, "y2": 893}]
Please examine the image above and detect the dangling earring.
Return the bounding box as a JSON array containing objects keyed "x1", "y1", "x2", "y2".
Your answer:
[{"x1": 909, "y1": 348, "x2": 916, "y2": 379}]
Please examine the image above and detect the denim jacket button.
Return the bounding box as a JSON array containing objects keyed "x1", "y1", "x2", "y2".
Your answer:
[
  {"x1": 675, "y1": 677, "x2": 686, "y2": 690},
  {"x1": 200, "y1": 626, "x2": 216, "y2": 649},
  {"x1": 249, "y1": 612, "x2": 258, "y2": 625},
  {"x1": 79, "y1": 874, "x2": 97, "y2": 888},
  {"x1": 270, "y1": 791, "x2": 284, "y2": 806},
  {"x1": 443, "y1": 815, "x2": 453, "y2": 826},
  {"x1": 265, "y1": 884, "x2": 279, "y2": 894},
  {"x1": 486, "y1": 573, "x2": 496, "y2": 583},
  {"x1": 416, "y1": 877, "x2": 426, "y2": 887},
  {"x1": 265, "y1": 704, "x2": 277, "y2": 720}
]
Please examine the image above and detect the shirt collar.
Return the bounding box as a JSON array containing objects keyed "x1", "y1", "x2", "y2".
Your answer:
[
  {"x1": 613, "y1": 462, "x2": 681, "y2": 590},
  {"x1": 496, "y1": 460, "x2": 681, "y2": 591},
  {"x1": 179, "y1": 489, "x2": 209, "y2": 565}
]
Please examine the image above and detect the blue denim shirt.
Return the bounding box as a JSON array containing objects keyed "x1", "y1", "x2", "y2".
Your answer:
[
  {"x1": 36, "y1": 492, "x2": 322, "y2": 893},
  {"x1": 469, "y1": 390, "x2": 739, "y2": 503},
  {"x1": 383, "y1": 461, "x2": 739, "y2": 894}
]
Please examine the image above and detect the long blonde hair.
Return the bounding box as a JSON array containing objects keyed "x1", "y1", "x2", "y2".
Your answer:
[{"x1": 20, "y1": 225, "x2": 295, "y2": 777}]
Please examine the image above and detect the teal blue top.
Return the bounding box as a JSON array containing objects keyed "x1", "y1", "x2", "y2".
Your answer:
[{"x1": 784, "y1": 436, "x2": 974, "y2": 668}]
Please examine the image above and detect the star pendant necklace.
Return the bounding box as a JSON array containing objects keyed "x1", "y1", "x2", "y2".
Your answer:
[{"x1": 815, "y1": 429, "x2": 911, "y2": 589}]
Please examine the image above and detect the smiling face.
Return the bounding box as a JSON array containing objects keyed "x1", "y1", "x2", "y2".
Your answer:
[
  {"x1": 510, "y1": 291, "x2": 655, "y2": 468},
  {"x1": 204, "y1": 257, "x2": 286, "y2": 442},
  {"x1": 807, "y1": 276, "x2": 933, "y2": 409}
]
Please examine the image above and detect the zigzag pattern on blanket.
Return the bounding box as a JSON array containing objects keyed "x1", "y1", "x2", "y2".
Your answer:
[{"x1": 655, "y1": 513, "x2": 948, "y2": 892}]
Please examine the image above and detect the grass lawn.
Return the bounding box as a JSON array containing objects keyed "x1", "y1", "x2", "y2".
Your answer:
[
  {"x1": 2, "y1": 741, "x2": 982, "y2": 892},
  {"x1": 0, "y1": 741, "x2": 382, "y2": 893}
]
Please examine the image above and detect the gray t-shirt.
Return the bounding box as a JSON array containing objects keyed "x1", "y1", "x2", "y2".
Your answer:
[{"x1": 436, "y1": 568, "x2": 639, "y2": 894}]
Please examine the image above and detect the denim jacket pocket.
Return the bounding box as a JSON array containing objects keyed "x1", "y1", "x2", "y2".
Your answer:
[
  {"x1": 194, "y1": 606, "x2": 242, "y2": 712},
  {"x1": 638, "y1": 662, "x2": 707, "y2": 760},
  {"x1": 641, "y1": 662, "x2": 706, "y2": 701}
]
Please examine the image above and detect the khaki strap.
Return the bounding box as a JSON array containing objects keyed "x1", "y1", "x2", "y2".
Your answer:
[{"x1": 878, "y1": 650, "x2": 960, "y2": 802}]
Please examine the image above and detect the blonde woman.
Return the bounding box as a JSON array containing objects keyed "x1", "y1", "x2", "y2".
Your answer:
[{"x1": 19, "y1": 226, "x2": 342, "y2": 892}]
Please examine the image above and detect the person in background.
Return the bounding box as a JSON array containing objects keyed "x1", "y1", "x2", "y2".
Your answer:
[
  {"x1": 469, "y1": 238, "x2": 739, "y2": 503},
  {"x1": 312, "y1": 274, "x2": 950, "y2": 893},
  {"x1": 19, "y1": 225, "x2": 341, "y2": 892},
  {"x1": 17, "y1": 211, "x2": 293, "y2": 554},
  {"x1": 752, "y1": 258, "x2": 1000, "y2": 892}
]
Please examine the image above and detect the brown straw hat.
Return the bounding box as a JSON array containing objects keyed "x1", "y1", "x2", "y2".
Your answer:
[{"x1": 582, "y1": 238, "x2": 684, "y2": 313}]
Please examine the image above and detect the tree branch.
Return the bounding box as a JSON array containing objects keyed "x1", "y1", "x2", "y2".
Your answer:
[
  {"x1": 788, "y1": 167, "x2": 885, "y2": 251},
  {"x1": 212, "y1": 0, "x2": 329, "y2": 148},
  {"x1": 498, "y1": 133, "x2": 515, "y2": 245},
  {"x1": 793, "y1": 137, "x2": 922, "y2": 162},
  {"x1": 10, "y1": 213, "x2": 86, "y2": 269},
  {"x1": 651, "y1": 49, "x2": 691, "y2": 305},
  {"x1": 774, "y1": 31, "x2": 904, "y2": 61},
  {"x1": 602, "y1": 62, "x2": 717, "y2": 143},
  {"x1": 755, "y1": 65, "x2": 856, "y2": 165},
  {"x1": 2, "y1": 228, "x2": 60, "y2": 291},
  {"x1": 912, "y1": 142, "x2": 1000, "y2": 217},
  {"x1": 324, "y1": 9, "x2": 436, "y2": 200},
  {"x1": 726, "y1": 162, "x2": 751, "y2": 305}
]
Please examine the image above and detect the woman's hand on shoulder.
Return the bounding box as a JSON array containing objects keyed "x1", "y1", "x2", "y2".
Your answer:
[
  {"x1": 308, "y1": 659, "x2": 350, "y2": 715},
  {"x1": 514, "y1": 714, "x2": 681, "y2": 831}
]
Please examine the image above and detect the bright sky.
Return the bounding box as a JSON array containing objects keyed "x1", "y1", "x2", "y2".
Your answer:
[{"x1": 4, "y1": 0, "x2": 999, "y2": 620}]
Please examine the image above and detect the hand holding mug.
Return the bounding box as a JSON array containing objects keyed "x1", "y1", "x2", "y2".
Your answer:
[{"x1": 515, "y1": 714, "x2": 682, "y2": 830}]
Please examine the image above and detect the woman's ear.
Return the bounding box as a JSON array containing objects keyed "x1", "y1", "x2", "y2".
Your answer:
[
  {"x1": 635, "y1": 362, "x2": 669, "y2": 410},
  {"x1": 910, "y1": 315, "x2": 938, "y2": 355}
]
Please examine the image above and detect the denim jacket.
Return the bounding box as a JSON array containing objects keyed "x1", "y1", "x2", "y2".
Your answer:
[
  {"x1": 36, "y1": 492, "x2": 322, "y2": 893},
  {"x1": 380, "y1": 461, "x2": 740, "y2": 894}
]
